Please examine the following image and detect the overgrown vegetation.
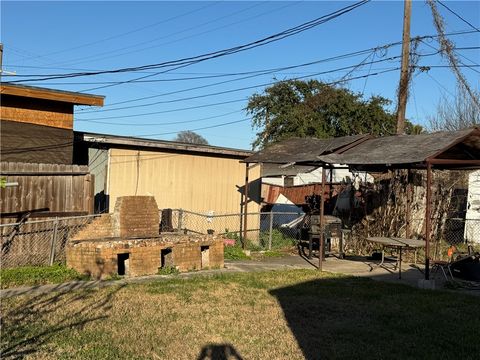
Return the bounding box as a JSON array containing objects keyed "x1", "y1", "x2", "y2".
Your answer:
[
  {"x1": 2, "y1": 270, "x2": 479, "y2": 359},
  {"x1": 0, "y1": 265, "x2": 89, "y2": 289},
  {"x1": 224, "y1": 245, "x2": 251, "y2": 260},
  {"x1": 223, "y1": 228, "x2": 295, "y2": 260},
  {"x1": 157, "y1": 266, "x2": 180, "y2": 276},
  {"x1": 259, "y1": 229, "x2": 296, "y2": 250}
]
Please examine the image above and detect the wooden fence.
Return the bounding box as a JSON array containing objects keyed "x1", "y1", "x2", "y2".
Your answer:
[{"x1": 0, "y1": 162, "x2": 94, "y2": 219}]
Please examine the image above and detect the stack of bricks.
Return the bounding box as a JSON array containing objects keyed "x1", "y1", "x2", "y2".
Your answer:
[
  {"x1": 112, "y1": 196, "x2": 159, "y2": 238},
  {"x1": 70, "y1": 214, "x2": 116, "y2": 241},
  {"x1": 67, "y1": 196, "x2": 224, "y2": 279}
]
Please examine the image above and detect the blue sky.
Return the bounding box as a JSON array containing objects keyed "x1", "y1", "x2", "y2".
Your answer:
[{"x1": 1, "y1": 1, "x2": 479, "y2": 149}]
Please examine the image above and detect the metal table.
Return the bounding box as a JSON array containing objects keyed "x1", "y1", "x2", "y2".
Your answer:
[{"x1": 366, "y1": 237, "x2": 425, "y2": 279}]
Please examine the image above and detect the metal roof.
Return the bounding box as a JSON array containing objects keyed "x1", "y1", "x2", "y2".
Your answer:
[
  {"x1": 76, "y1": 131, "x2": 253, "y2": 158},
  {"x1": 243, "y1": 134, "x2": 370, "y2": 164},
  {"x1": 318, "y1": 127, "x2": 480, "y2": 169}
]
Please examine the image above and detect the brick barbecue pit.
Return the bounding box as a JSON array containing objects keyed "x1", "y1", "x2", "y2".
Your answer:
[{"x1": 66, "y1": 196, "x2": 224, "y2": 279}]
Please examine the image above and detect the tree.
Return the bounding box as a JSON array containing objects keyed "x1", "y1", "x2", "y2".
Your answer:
[
  {"x1": 174, "y1": 131, "x2": 209, "y2": 145},
  {"x1": 247, "y1": 79, "x2": 421, "y2": 149},
  {"x1": 428, "y1": 85, "x2": 480, "y2": 132}
]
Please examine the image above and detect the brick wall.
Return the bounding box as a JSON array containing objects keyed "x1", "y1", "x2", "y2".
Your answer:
[
  {"x1": 72, "y1": 196, "x2": 159, "y2": 241},
  {"x1": 66, "y1": 234, "x2": 224, "y2": 279},
  {"x1": 112, "y1": 196, "x2": 159, "y2": 238},
  {"x1": 67, "y1": 195, "x2": 224, "y2": 279}
]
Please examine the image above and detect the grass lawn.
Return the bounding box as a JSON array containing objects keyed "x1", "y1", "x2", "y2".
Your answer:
[
  {"x1": 0, "y1": 265, "x2": 89, "y2": 289},
  {"x1": 1, "y1": 269, "x2": 479, "y2": 359}
]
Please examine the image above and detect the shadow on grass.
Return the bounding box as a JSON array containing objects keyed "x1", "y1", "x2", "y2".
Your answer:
[
  {"x1": 269, "y1": 275, "x2": 480, "y2": 360},
  {"x1": 197, "y1": 343, "x2": 244, "y2": 360},
  {"x1": 0, "y1": 283, "x2": 126, "y2": 359}
]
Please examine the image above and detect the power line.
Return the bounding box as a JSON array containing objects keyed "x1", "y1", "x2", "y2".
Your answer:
[
  {"x1": 4, "y1": 0, "x2": 371, "y2": 83},
  {"x1": 134, "y1": 118, "x2": 252, "y2": 138},
  {"x1": 10, "y1": 2, "x2": 221, "y2": 63},
  {"x1": 5, "y1": 43, "x2": 477, "y2": 75},
  {"x1": 78, "y1": 109, "x2": 243, "y2": 126},
  {"x1": 77, "y1": 67, "x2": 400, "y2": 121},
  {"x1": 79, "y1": 63, "x2": 402, "y2": 119},
  {"x1": 50, "y1": 1, "x2": 265, "y2": 67},
  {"x1": 75, "y1": 98, "x2": 248, "y2": 121},
  {"x1": 80, "y1": 49, "x2": 396, "y2": 112},
  {"x1": 56, "y1": 1, "x2": 297, "y2": 68},
  {"x1": 437, "y1": 0, "x2": 480, "y2": 33},
  {"x1": 82, "y1": 52, "x2": 444, "y2": 116}
]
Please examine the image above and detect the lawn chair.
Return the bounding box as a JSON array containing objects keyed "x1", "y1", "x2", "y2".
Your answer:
[{"x1": 431, "y1": 246, "x2": 455, "y2": 281}]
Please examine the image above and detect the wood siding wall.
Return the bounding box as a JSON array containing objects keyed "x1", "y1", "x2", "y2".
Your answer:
[
  {"x1": 107, "y1": 148, "x2": 261, "y2": 214},
  {"x1": 0, "y1": 162, "x2": 94, "y2": 217},
  {"x1": 1, "y1": 94, "x2": 74, "y2": 129},
  {"x1": 0, "y1": 120, "x2": 74, "y2": 164}
]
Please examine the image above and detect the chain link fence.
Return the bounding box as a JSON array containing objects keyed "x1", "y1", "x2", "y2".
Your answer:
[
  {"x1": 170, "y1": 209, "x2": 303, "y2": 250},
  {"x1": 2, "y1": 208, "x2": 477, "y2": 269},
  {"x1": 1, "y1": 215, "x2": 99, "y2": 268}
]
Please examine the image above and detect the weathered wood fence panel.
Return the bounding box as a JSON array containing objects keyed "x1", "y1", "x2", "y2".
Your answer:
[
  {"x1": 0, "y1": 162, "x2": 96, "y2": 268},
  {"x1": 0, "y1": 162, "x2": 94, "y2": 217}
]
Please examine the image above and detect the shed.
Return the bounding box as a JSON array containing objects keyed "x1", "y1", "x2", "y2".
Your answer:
[{"x1": 74, "y1": 132, "x2": 262, "y2": 216}]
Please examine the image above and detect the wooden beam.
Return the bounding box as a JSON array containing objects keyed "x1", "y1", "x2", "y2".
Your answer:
[
  {"x1": 1, "y1": 83, "x2": 104, "y2": 106},
  {"x1": 0, "y1": 211, "x2": 89, "y2": 219},
  {"x1": 428, "y1": 158, "x2": 480, "y2": 166},
  {"x1": 425, "y1": 162, "x2": 432, "y2": 280}
]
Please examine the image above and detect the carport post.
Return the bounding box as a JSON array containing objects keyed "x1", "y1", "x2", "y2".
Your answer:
[
  {"x1": 406, "y1": 169, "x2": 411, "y2": 239},
  {"x1": 319, "y1": 167, "x2": 326, "y2": 271},
  {"x1": 425, "y1": 162, "x2": 432, "y2": 280}
]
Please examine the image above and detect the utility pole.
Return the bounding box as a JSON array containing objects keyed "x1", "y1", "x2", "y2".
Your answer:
[
  {"x1": 396, "y1": 0, "x2": 411, "y2": 135},
  {"x1": 0, "y1": 43, "x2": 3, "y2": 81}
]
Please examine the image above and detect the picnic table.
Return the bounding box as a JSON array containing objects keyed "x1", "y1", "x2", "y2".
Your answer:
[{"x1": 366, "y1": 237, "x2": 425, "y2": 279}]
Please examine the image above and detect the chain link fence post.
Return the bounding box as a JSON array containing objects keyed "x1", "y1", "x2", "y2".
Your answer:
[
  {"x1": 49, "y1": 217, "x2": 59, "y2": 265},
  {"x1": 177, "y1": 209, "x2": 183, "y2": 232},
  {"x1": 268, "y1": 211, "x2": 273, "y2": 250}
]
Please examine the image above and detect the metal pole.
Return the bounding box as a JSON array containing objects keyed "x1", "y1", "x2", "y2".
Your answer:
[
  {"x1": 396, "y1": 0, "x2": 412, "y2": 134},
  {"x1": 406, "y1": 169, "x2": 411, "y2": 238},
  {"x1": 242, "y1": 163, "x2": 250, "y2": 249},
  {"x1": 0, "y1": 43, "x2": 3, "y2": 81},
  {"x1": 268, "y1": 211, "x2": 273, "y2": 250},
  {"x1": 177, "y1": 209, "x2": 183, "y2": 232},
  {"x1": 49, "y1": 217, "x2": 59, "y2": 266},
  {"x1": 319, "y1": 167, "x2": 326, "y2": 271},
  {"x1": 425, "y1": 163, "x2": 432, "y2": 280}
]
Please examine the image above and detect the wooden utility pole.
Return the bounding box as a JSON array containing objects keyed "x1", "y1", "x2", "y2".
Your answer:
[
  {"x1": 0, "y1": 43, "x2": 3, "y2": 81},
  {"x1": 396, "y1": 0, "x2": 412, "y2": 135}
]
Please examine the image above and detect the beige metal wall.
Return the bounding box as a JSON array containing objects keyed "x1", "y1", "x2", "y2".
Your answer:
[{"x1": 107, "y1": 148, "x2": 261, "y2": 215}]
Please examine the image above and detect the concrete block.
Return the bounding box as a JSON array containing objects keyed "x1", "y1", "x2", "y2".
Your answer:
[{"x1": 417, "y1": 279, "x2": 436, "y2": 290}]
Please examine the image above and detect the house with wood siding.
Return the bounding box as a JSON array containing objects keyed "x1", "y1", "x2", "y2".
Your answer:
[
  {"x1": 1, "y1": 83, "x2": 104, "y2": 217},
  {"x1": 1, "y1": 83, "x2": 104, "y2": 165},
  {"x1": 1, "y1": 83, "x2": 260, "y2": 223}
]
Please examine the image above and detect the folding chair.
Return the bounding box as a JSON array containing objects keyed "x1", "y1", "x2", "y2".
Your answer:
[{"x1": 431, "y1": 246, "x2": 455, "y2": 281}]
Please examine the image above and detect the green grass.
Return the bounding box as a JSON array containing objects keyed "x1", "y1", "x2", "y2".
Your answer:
[
  {"x1": 0, "y1": 264, "x2": 89, "y2": 289},
  {"x1": 224, "y1": 245, "x2": 251, "y2": 260},
  {"x1": 2, "y1": 269, "x2": 479, "y2": 359},
  {"x1": 260, "y1": 250, "x2": 285, "y2": 257}
]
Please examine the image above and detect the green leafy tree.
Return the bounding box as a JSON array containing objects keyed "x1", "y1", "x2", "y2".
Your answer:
[
  {"x1": 247, "y1": 79, "x2": 421, "y2": 149},
  {"x1": 174, "y1": 130, "x2": 209, "y2": 145}
]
